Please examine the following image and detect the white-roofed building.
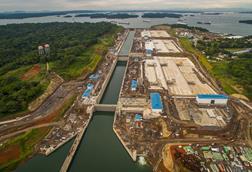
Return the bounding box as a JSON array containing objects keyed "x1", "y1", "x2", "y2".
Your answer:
[
  {"x1": 141, "y1": 30, "x2": 151, "y2": 40},
  {"x1": 145, "y1": 41, "x2": 154, "y2": 57}
]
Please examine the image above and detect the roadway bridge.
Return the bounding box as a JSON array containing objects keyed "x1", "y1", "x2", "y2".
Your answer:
[
  {"x1": 94, "y1": 104, "x2": 117, "y2": 112},
  {"x1": 118, "y1": 56, "x2": 129, "y2": 61}
]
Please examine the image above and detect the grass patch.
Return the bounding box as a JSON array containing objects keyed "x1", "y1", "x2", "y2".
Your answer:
[
  {"x1": 179, "y1": 37, "x2": 213, "y2": 71},
  {"x1": 210, "y1": 61, "x2": 237, "y2": 94},
  {"x1": 50, "y1": 31, "x2": 117, "y2": 80},
  {"x1": 54, "y1": 94, "x2": 77, "y2": 121},
  {"x1": 0, "y1": 127, "x2": 50, "y2": 171}
]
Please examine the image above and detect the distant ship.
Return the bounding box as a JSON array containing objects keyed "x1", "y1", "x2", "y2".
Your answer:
[
  {"x1": 204, "y1": 21, "x2": 211, "y2": 25},
  {"x1": 176, "y1": 21, "x2": 187, "y2": 25},
  {"x1": 197, "y1": 21, "x2": 211, "y2": 25},
  {"x1": 110, "y1": 21, "x2": 117, "y2": 24},
  {"x1": 143, "y1": 19, "x2": 151, "y2": 23},
  {"x1": 118, "y1": 22, "x2": 130, "y2": 25}
]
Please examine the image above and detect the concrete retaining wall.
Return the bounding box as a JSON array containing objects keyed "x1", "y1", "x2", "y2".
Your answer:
[
  {"x1": 113, "y1": 112, "x2": 137, "y2": 161},
  {"x1": 60, "y1": 112, "x2": 94, "y2": 172},
  {"x1": 45, "y1": 134, "x2": 76, "y2": 156},
  {"x1": 118, "y1": 56, "x2": 129, "y2": 61},
  {"x1": 96, "y1": 58, "x2": 118, "y2": 104}
]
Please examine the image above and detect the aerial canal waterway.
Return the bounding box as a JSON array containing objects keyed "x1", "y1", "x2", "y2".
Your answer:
[
  {"x1": 100, "y1": 61, "x2": 126, "y2": 104},
  {"x1": 118, "y1": 30, "x2": 135, "y2": 57},
  {"x1": 16, "y1": 29, "x2": 151, "y2": 172},
  {"x1": 69, "y1": 62, "x2": 151, "y2": 172},
  {"x1": 68, "y1": 111, "x2": 151, "y2": 172}
]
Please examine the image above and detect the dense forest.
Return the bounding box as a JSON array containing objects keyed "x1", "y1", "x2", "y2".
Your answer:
[
  {"x1": 0, "y1": 22, "x2": 121, "y2": 117},
  {"x1": 196, "y1": 37, "x2": 252, "y2": 57},
  {"x1": 194, "y1": 37, "x2": 252, "y2": 99},
  {"x1": 211, "y1": 59, "x2": 252, "y2": 99},
  {"x1": 75, "y1": 13, "x2": 139, "y2": 19},
  {"x1": 170, "y1": 24, "x2": 209, "y2": 32},
  {"x1": 142, "y1": 13, "x2": 182, "y2": 18}
]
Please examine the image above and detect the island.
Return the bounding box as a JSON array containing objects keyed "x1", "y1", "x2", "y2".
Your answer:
[
  {"x1": 201, "y1": 12, "x2": 223, "y2": 15},
  {"x1": 63, "y1": 15, "x2": 72, "y2": 18},
  {"x1": 239, "y1": 20, "x2": 252, "y2": 24},
  {"x1": 141, "y1": 12, "x2": 182, "y2": 18},
  {"x1": 75, "y1": 13, "x2": 139, "y2": 19}
]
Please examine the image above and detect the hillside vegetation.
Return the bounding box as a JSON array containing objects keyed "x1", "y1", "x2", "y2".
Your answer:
[
  {"x1": 180, "y1": 37, "x2": 252, "y2": 100},
  {"x1": 0, "y1": 22, "x2": 121, "y2": 117},
  {"x1": 142, "y1": 13, "x2": 182, "y2": 18}
]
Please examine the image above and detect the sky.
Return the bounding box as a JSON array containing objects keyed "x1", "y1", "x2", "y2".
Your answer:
[{"x1": 0, "y1": 0, "x2": 252, "y2": 11}]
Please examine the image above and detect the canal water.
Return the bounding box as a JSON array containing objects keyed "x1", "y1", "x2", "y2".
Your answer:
[
  {"x1": 118, "y1": 30, "x2": 136, "y2": 57},
  {"x1": 69, "y1": 112, "x2": 151, "y2": 172},
  {"x1": 69, "y1": 61, "x2": 151, "y2": 172},
  {"x1": 100, "y1": 61, "x2": 126, "y2": 104}
]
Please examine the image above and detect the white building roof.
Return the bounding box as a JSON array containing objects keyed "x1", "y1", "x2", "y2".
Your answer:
[
  {"x1": 141, "y1": 30, "x2": 151, "y2": 38},
  {"x1": 145, "y1": 41, "x2": 154, "y2": 51}
]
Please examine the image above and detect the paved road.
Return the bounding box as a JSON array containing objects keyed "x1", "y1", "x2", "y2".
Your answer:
[
  {"x1": 0, "y1": 80, "x2": 83, "y2": 136},
  {"x1": 0, "y1": 122, "x2": 60, "y2": 142}
]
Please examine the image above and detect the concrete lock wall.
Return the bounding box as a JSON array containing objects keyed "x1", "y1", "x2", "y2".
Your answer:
[
  {"x1": 118, "y1": 56, "x2": 129, "y2": 61},
  {"x1": 96, "y1": 58, "x2": 118, "y2": 104}
]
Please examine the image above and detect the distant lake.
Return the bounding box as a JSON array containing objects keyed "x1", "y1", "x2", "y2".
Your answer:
[{"x1": 0, "y1": 12, "x2": 252, "y2": 36}]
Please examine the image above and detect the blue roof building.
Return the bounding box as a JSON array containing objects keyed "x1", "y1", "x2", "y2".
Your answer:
[
  {"x1": 134, "y1": 114, "x2": 142, "y2": 121},
  {"x1": 196, "y1": 94, "x2": 228, "y2": 105},
  {"x1": 197, "y1": 94, "x2": 228, "y2": 99},
  {"x1": 131, "y1": 80, "x2": 138, "y2": 91},
  {"x1": 150, "y1": 93, "x2": 163, "y2": 112}
]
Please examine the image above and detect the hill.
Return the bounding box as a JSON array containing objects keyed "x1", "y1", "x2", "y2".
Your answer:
[{"x1": 0, "y1": 22, "x2": 122, "y2": 117}]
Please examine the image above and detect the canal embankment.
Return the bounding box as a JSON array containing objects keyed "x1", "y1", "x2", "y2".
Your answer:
[{"x1": 59, "y1": 30, "x2": 132, "y2": 172}]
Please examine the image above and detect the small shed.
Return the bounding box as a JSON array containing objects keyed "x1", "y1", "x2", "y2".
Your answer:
[{"x1": 145, "y1": 41, "x2": 154, "y2": 57}]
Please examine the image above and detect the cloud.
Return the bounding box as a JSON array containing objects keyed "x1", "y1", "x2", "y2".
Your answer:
[{"x1": 0, "y1": 0, "x2": 252, "y2": 11}]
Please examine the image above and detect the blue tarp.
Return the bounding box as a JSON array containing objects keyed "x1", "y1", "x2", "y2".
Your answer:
[
  {"x1": 150, "y1": 93, "x2": 163, "y2": 110},
  {"x1": 82, "y1": 83, "x2": 94, "y2": 98},
  {"x1": 134, "y1": 114, "x2": 142, "y2": 121},
  {"x1": 131, "y1": 80, "x2": 138, "y2": 90},
  {"x1": 197, "y1": 94, "x2": 228, "y2": 99}
]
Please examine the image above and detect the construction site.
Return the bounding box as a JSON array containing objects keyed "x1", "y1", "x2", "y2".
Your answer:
[
  {"x1": 1, "y1": 27, "x2": 252, "y2": 172},
  {"x1": 113, "y1": 28, "x2": 252, "y2": 172}
]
